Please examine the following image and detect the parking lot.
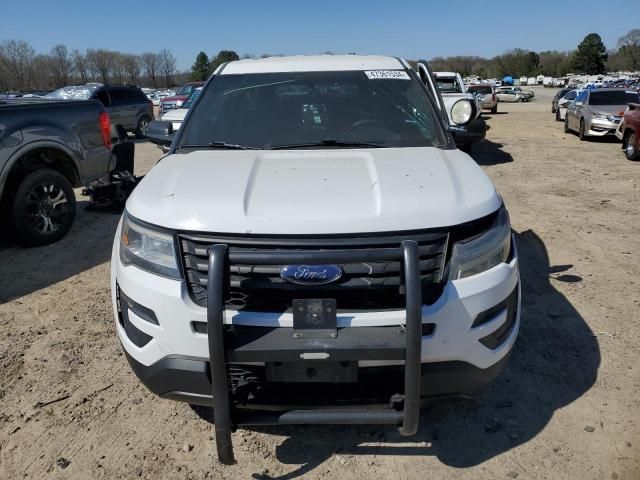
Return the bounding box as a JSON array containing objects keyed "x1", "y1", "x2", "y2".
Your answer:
[{"x1": 0, "y1": 86, "x2": 638, "y2": 479}]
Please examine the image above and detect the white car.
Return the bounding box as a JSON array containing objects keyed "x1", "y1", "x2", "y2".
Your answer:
[
  {"x1": 556, "y1": 89, "x2": 582, "y2": 121},
  {"x1": 160, "y1": 87, "x2": 202, "y2": 131},
  {"x1": 114, "y1": 55, "x2": 520, "y2": 463}
]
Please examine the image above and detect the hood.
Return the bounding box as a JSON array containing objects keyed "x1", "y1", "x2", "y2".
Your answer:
[
  {"x1": 590, "y1": 105, "x2": 626, "y2": 115},
  {"x1": 160, "y1": 108, "x2": 188, "y2": 121},
  {"x1": 161, "y1": 95, "x2": 187, "y2": 103},
  {"x1": 126, "y1": 148, "x2": 501, "y2": 234}
]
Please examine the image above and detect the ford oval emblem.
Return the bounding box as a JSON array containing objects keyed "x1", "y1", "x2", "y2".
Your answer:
[{"x1": 280, "y1": 264, "x2": 343, "y2": 285}]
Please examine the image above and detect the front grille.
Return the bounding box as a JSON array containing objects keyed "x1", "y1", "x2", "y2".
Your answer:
[{"x1": 179, "y1": 231, "x2": 449, "y2": 312}]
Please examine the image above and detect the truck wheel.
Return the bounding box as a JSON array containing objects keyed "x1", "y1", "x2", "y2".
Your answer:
[
  {"x1": 10, "y1": 169, "x2": 76, "y2": 246},
  {"x1": 624, "y1": 133, "x2": 639, "y2": 161},
  {"x1": 579, "y1": 119, "x2": 587, "y2": 141},
  {"x1": 491, "y1": 105, "x2": 498, "y2": 114},
  {"x1": 135, "y1": 116, "x2": 151, "y2": 139}
]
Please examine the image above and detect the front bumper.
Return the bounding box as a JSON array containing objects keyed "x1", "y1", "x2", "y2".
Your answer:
[
  {"x1": 585, "y1": 117, "x2": 621, "y2": 137},
  {"x1": 112, "y1": 223, "x2": 520, "y2": 380}
]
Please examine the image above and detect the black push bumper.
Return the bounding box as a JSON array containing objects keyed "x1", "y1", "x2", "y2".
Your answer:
[{"x1": 452, "y1": 117, "x2": 487, "y2": 145}]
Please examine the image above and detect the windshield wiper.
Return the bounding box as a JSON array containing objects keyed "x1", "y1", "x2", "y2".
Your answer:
[
  {"x1": 178, "y1": 141, "x2": 257, "y2": 151},
  {"x1": 269, "y1": 140, "x2": 385, "y2": 150}
]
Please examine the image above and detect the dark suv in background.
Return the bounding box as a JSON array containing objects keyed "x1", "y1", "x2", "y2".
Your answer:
[{"x1": 47, "y1": 84, "x2": 154, "y2": 138}]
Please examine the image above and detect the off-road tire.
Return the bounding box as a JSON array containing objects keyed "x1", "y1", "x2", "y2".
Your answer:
[{"x1": 10, "y1": 169, "x2": 76, "y2": 246}]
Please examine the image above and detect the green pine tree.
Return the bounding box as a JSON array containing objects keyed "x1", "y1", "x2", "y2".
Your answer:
[
  {"x1": 209, "y1": 50, "x2": 240, "y2": 74},
  {"x1": 572, "y1": 33, "x2": 608, "y2": 74},
  {"x1": 191, "y1": 51, "x2": 210, "y2": 81}
]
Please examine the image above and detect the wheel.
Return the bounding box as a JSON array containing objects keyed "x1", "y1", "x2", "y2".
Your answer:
[
  {"x1": 10, "y1": 169, "x2": 76, "y2": 246},
  {"x1": 555, "y1": 109, "x2": 561, "y2": 122},
  {"x1": 564, "y1": 114, "x2": 570, "y2": 133},
  {"x1": 551, "y1": 105, "x2": 556, "y2": 113},
  {"x1": 579, "y1": 119, "x2": 587, "y2": 141},
  {"x1": 491, "y1": 105, "x2": 498, "y2": 114},
  {"x1": 624, "y1": 133, "x2": 640, "y2": 161},
  {"x1": 135, "y1": 116, "x2": 151, "y2": 139}
]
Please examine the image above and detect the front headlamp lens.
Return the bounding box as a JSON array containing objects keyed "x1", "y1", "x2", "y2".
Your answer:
[
  {"x1": 448, "y1": 206, "x2": 511, "y2": 281},
  {"x1": 120, "y1": 213, "x2": 179, "y2": 279}
]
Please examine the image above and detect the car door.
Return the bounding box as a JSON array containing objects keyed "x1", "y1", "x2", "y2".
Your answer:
[
  {"x1": 109, "y1": 89, "x2": 135, "y2": 130},
  {"x1": 571, "y1": 91, "x2": 588, "y2": 129}
]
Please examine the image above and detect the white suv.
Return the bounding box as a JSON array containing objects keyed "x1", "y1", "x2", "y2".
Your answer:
[{"x1": 112, "y1": 55, "x2": 520, "y2": 463}]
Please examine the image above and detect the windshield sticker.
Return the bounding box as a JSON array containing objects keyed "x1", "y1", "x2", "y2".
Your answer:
[{"x1": 365, "y1": 70, "x2": 410, "y2": 80}]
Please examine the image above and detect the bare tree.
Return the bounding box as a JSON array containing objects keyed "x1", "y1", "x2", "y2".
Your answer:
[
  {"x1": 72, "y1": 49, "x2": 89, "y2": 84},
  {"x1": 0, "y1": 39, "x2": 36, "y2": 90},
  {"x1": 159, "y1": 49, "x2": 176, "y2": 87},
  {"x1": 121, "y1": 54, "x2": 140, "y2": 84},
  {"x1": 49, "y1": 44, "x2": 72, "y2": 87},
  {"x1": 617, "y1": 28, "x2": 640, "y2": 70},
  {"x1": 31, "y1": 54, "x2": 54, "y2": 89},
  {"x1": 86, "y1": 48, "x2": 116, "y2": 84},
  {"x1": 141, "y1": 52, "x2": 160, "y2": 88}
]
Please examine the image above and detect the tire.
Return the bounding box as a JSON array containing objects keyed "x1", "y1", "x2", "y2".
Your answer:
[
  {"x1": 491, "y1": 105, "x2": 498, "y2": 114},
  {"x1": 135, "y1": 116, "x2": 151, "y2": 139},
  {"x1": 10, "y1": 169, "x2": 76, "y2": 247},
  {"x1": 624, "y1": 132, "x2": 640, "y2": 161},
  {"x1": 551, "y1": 106, "x2": 556, "y2": 113},
  {"x1": 564, "y1": 114, "x2": 570, "y2": 133},
  {"x1": 579, "y1": 119, "x2": 587, "y2": 141},
  {"x1": 555, "y1": 109, "x2": 561, "y2": 122}
]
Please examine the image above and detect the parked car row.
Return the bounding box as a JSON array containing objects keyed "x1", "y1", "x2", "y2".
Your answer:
[{"x1": 551, "y1": 86, "x2": 640, "y2": 160}]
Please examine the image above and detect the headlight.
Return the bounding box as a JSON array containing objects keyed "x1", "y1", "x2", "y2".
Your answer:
[
  {"x1": 120, "y1": 213, "x2": 180, "y2": 279},
  {"x1": 592, "y1": 113, "x2": 607, "y2": 120},
  {"x1": 448, "y1": 206, "x2": 511, "y2": 281},
  {"x1": 451, "y1": 99, "x2": 473, "y2": 125}
]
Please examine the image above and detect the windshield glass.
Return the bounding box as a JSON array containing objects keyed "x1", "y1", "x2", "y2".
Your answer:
[
  {"x1": 435, "y1": 77, "x2": 463, "y2": 93},
  {"x1": 46, "y1": 85, "x2": 97, "y2": 100},
  {"x1": 183, "y1": 89, "x2": 202, "y2": 109},
  {"x1": 178, "y1": 85, "x2": 195, "y2": 96},
  {"x1": 589, "y1": 90, "x2": 640, "y2": 106},
  {"x1": 178, "y1": 70, "x2": 447, "y2": 150}
]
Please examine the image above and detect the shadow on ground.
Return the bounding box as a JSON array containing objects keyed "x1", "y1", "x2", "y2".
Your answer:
[
  {"x1": 217, "y1": 230, "x2": 599, "y2": 479},
  {"x1": 0, "y1": 200, "x2": 121, "y2": 303},
  {"x1": 472, "y1": 139, "x2": 514, "y2": 165}
]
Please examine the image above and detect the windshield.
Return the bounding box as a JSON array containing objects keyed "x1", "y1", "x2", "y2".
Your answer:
[
  {"x1": 183, "y1": 89, "x2": 202, "y2": 109},
  {"x1": 177, "y1": 85, "x2": 196, "y2": 96},
  {"x1": 589, "y1": 90, "x2": 640, "y2": 106},
  {"x1": 46, "y1": 85, "x2": 97, "y2": 100},
  {"x1": 178, "y1": 70, "x2": 447, "y2": 150},
  {"x1": 435, "y1": 77, "x2": 463, "y2": 93}
]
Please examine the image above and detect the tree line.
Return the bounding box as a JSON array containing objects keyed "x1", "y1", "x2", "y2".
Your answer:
[
  {"x1": 429, "y1": 30, "x2": 639, "y2": 79},
  {"x1": 0, "y1": 40, "x2": 181, "y2": 92}
]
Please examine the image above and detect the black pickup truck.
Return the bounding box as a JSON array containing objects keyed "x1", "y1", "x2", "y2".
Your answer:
[{"x1": 0, "y1": 99, "x2": 131, "y2": 246}]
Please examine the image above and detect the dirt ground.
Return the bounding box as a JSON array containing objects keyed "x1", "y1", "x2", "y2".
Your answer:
[{"x1": 1, "y1": 87, "x2": 639, "y2": 480}]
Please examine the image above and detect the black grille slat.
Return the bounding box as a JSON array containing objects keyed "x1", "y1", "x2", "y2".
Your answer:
[{"x1": 179, "y1": 231, "x2": 448, "y2": 312}]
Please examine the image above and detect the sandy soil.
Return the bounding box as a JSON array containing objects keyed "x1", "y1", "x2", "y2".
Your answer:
[{"x1": 1, "y1": 87, "x2": 638, "y2": 480}]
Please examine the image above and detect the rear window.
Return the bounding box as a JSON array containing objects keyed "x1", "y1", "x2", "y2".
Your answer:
[
  {"x1": 468, "y1": 85, "x2": 492, "y2": 94},
  {"x1": 589, "y1": 90, "x2": 640, "y2": 106},
  {"x1": 435, "y1": 77, "x2": 463, "y2": 93}
]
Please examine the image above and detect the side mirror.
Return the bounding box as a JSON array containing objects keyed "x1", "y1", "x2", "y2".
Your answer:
[{"x1": 146, "y1": 120, "x2": 175, "y2": 147}]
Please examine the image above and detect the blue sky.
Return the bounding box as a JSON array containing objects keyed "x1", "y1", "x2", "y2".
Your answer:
[{"x1": 2, "y1": 0, "x2": 638, "y2": 70}]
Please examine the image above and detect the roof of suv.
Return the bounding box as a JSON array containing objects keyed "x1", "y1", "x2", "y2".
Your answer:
[{"x1": 221, "y1": 55, "x2": 408, "y2": 74}]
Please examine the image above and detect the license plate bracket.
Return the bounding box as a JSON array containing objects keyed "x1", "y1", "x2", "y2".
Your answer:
[{"x1": 292, "y1": 298, "x2": 337, "y2": 339}]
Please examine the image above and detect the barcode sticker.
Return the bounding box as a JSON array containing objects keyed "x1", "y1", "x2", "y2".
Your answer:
[{"x1": 365, "y1": 70, "x2": 411, "y2": 80}]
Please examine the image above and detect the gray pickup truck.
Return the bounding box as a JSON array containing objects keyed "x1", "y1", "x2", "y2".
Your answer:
[{"x1": 0, "y1": 99, "x2": 119, "y2": 246}]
